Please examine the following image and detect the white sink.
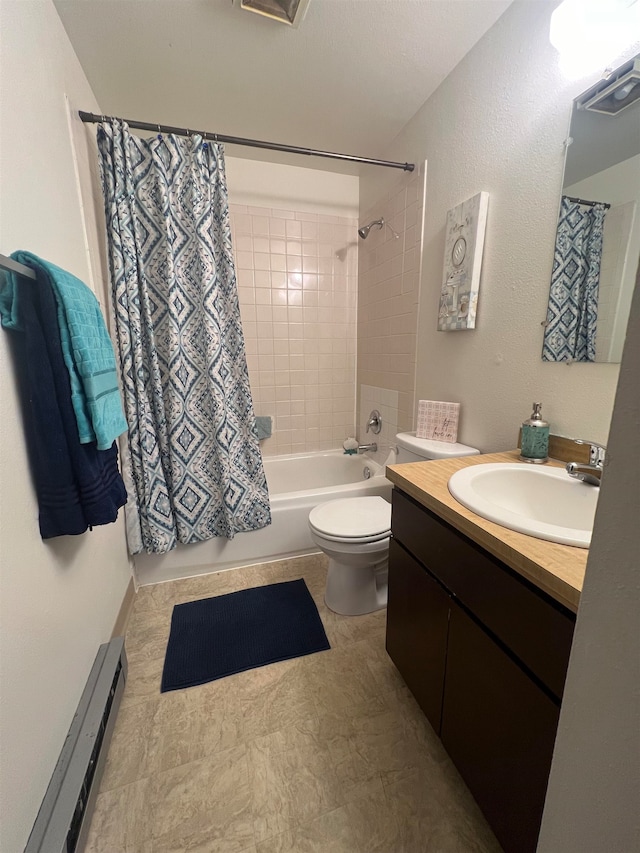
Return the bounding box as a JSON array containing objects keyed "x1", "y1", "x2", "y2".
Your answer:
[{"x1": 448, "y1": 463, "x2": 598, "y2": 548}]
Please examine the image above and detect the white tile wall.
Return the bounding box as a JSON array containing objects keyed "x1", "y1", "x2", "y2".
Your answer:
[
  {"x1": 230, "y1": 204, "x2": 358, "y2": 455},
  {"x1": 356, "y1": 167, "x2": 426, "y2": 437},
  {"x1": 359, "y1": 384, "x2": 399, "y2": 467}
]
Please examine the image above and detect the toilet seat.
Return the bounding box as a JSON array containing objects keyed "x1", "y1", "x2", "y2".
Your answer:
[{"x1": 309, "y1": 496, "x2": 391, "y2": 544}]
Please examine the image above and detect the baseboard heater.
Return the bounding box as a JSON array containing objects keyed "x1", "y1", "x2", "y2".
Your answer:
[{"x1": 25, "y1": 637, "x2": 127, "y2": 853}]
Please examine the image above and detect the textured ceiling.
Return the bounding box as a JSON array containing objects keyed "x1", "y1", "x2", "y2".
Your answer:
[{"x1": 54, "y1": 0, "x2": 513, "y2": 173}]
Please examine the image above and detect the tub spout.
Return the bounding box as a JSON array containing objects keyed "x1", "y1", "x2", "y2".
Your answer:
[{"x1": 358, "y1": 443, "x2": 377, "y2": 453}]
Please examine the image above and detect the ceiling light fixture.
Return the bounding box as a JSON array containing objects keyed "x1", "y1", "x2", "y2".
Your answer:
[
  {"x1": 234, "y1": 0, "x2": 311, "y2": 28},
  {"x1": 550, "y1": 0, "x2": 640, "y2": 78},
  {"x1": 577, "y1": 56, "x2": 640, "y2": 115},
  {"x1": 613, "y1": 80, "x2": 639, "y2": 99}
]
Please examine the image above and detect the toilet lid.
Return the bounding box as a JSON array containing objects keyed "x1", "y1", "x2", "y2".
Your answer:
[{"x1": 309, "y1": 496, "x2": 391, "y2": 540}]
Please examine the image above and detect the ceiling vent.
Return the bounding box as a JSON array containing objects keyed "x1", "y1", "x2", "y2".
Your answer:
[
  {"x1": 577, "y1": 55, "x2": 640, "y2": 116},
  {"x1": 234, "y1": 0, "x2": 311, "y2": 28}
]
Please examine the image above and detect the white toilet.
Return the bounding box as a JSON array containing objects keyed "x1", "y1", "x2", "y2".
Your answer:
[{"x1": 308, "y1": 432, "x2": 479, "y2": 616}]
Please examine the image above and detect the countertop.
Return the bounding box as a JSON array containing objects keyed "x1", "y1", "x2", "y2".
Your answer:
[{"x1": 386, "y1": 450, "x2": 588, "y2": 613}]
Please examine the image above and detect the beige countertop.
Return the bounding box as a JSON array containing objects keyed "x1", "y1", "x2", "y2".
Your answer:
[{"x1": 386, "y1": 450, "x2": 588, "y2": 613}]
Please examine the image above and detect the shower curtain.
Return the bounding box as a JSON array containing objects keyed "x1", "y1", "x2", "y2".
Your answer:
[
  {"x1": 543, "y1": 196, "x2": 607, "y2": 363},
  {"x1": 97, "y1": 120, "x2": 270, "y2": 554}
]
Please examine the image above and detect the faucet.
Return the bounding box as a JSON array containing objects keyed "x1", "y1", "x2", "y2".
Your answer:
[
  {"x1": 366, "y1": 409, "x2": 382, "y2": 435},
  {"x1": 566, "y1": 441, "x2": 606, "y2": 487},
  {"x1": 358, "y1": 442, "x2": 378, "y2": 454}
]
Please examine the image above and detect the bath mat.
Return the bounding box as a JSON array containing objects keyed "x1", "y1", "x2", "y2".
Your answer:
[{"x1": 160, "y1": 578, "x2": 330, "y2": 692}]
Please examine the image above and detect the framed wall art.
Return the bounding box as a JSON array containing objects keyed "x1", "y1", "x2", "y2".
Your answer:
[{"x1": 438, "y1": 191, "x2": 489, "y2": 331}]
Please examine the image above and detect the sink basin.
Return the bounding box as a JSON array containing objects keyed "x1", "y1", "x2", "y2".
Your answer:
[{"x1": 448, "y1": 463, "x2": 598, "y2": 548}]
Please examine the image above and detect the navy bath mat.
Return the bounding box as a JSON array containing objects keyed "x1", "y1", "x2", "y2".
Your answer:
[{"x1": 160, "y1": 578, "x2": 330, "y2": 692}]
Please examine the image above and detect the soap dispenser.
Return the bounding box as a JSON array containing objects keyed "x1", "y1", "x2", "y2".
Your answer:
[{"x1": 520, "y1": 402, "x2": 549, "y2": 463}]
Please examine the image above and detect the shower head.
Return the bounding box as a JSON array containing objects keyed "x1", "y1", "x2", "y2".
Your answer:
[
  {"x1": 357, "y1": 217, "x2": 400, "y2": 240},
  {"x1": 358, "y1": 219, "x2": 384, "y2": 240}
]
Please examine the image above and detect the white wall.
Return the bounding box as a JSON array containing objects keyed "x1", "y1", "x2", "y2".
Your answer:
[
  {"x1": 225, "y1": 156, "x2": 359, "y2": 217},
  {"x1": 0, "y1": 2, "x2": 132, "y2": 850},
  {"x1": 360, "y1": 0, "x2": 640, "y2": 451},
  {"x1": 537, "y1": 256, "x2": 640, "y2": 853},
  {"x1": 564, "y1": 153, "x2": 640, "y2": 212}
]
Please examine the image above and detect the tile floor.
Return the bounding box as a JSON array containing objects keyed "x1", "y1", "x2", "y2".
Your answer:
[{"x1": 85, "y1": 555, "x2": 502, "y2": 853}]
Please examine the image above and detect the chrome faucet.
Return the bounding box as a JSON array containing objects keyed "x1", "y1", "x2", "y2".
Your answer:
[
  {"x1": 366, "y1": 409, "x2": 382, "y2": 435},
  {"x1": 358, "y1": 442, "x2": 378, "y2": 454},
  {"x1": 566, "y1": 441, "x2": 606, "y2": 487}
]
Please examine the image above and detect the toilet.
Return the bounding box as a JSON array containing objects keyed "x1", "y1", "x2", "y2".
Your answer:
[{"x1": 308, "y1": 432, "x2": 480, "y2": 616}]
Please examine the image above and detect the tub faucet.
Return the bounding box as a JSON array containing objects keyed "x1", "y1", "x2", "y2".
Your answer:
[
  {"x1": 366, "y1": 409, "x2": 382, "y2": 435},
  {"x1": 358, "y1": 442, "x2": 378, "y2": 454},
  {"x1": 566, "y1": 441, "x2": 606, "y2": 487}
]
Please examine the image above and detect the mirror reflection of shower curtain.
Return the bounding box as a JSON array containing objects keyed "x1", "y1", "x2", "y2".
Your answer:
[
  {"x1": 543, "y1": 196, "x2": 607, "y2": 362},
  {"x1": 97, "y1": 120, "x2": 271, "y2": 554}
]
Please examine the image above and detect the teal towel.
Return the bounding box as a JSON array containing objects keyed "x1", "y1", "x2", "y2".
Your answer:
[
  {"x1": 11, "y1": 252, "x2": 128, "y2": 450},
  {"x1": 255, "y1": 416, "x2": 272, "y2": 440}
]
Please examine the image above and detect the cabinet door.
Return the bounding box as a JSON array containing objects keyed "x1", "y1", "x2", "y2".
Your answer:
[
  {"x1": 441, "y1": 602, "x2": 560, "y2": 853},
  {"x1": 392, "y1": 490, "x2": 575, "y2": 701},
  {"x1": 386, "y1": 538, "x2": 450, "y2": 733}
]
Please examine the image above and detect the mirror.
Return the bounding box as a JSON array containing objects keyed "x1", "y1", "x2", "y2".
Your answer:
[{"x1": 542, "y1": 54, "x2": 640, "y2": 363}]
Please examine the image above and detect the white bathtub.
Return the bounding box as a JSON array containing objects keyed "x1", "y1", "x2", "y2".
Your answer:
[{"x1": 133, "y1": 450, "x2": 393, "y2": 586}]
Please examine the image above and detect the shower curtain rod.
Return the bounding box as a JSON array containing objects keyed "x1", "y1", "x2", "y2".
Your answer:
[
  {"x1": 78, "y1": 111, "x2": 415, "y2": 172},
  {"x1": 565, "y1": 195, "x2": 611, "y2": 210}
]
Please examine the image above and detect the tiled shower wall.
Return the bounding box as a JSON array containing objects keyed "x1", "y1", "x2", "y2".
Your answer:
[
  {"x1": 359, "y1": 384, "x2": 399, "y2": 468},
  {"x1": 229, "y1": 204, "x2": 358, "y2": 456},
  {"x1": 356, "y1": 166, "x2": 426, "y2": 442}
]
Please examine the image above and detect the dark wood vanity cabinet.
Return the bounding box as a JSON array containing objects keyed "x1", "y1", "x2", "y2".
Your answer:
[
  {"x1": 441, "y1": 601, "x2": 561, "y2": 852},
  {"x1": 386, "y1": 538, "x2": 450, "y2": 732},
  {"x1": 386, "y1": 489, "x2": 577, "y2": 853}
]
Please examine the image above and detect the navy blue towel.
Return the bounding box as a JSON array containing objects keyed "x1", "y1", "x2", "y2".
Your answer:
[
  {"x1": 161, "y1": 578, "x2": 330, "y2": 692},
  {"x1": 0, "y1": 262, "x2": 127, "y2": 537}
]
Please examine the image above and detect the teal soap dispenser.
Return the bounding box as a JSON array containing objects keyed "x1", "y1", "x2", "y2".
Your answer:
[{"x1": 520, "y1": 402, "x2": 549, "y2": 463}]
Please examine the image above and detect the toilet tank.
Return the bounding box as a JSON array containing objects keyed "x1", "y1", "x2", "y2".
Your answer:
[{"x1": 395, "y1": 432, "x2": 480, "y2": 464}]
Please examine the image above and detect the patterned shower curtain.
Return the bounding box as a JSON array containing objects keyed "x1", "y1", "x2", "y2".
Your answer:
[
  {"x1": 543, "y1": 196, "x2": 607, "y2": 363},
  {"x1": 97, "y1": 120, "x2": 270, "y2": 554}
]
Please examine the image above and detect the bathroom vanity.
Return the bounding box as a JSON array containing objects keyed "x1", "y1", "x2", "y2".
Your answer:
[{"x1": 385, "y1": 451, "x2": 586, "y2": 853}]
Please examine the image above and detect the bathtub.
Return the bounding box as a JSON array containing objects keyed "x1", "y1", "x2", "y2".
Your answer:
[{"x1": 134, "y1": 451, "x2": 393, "y2": 586}]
